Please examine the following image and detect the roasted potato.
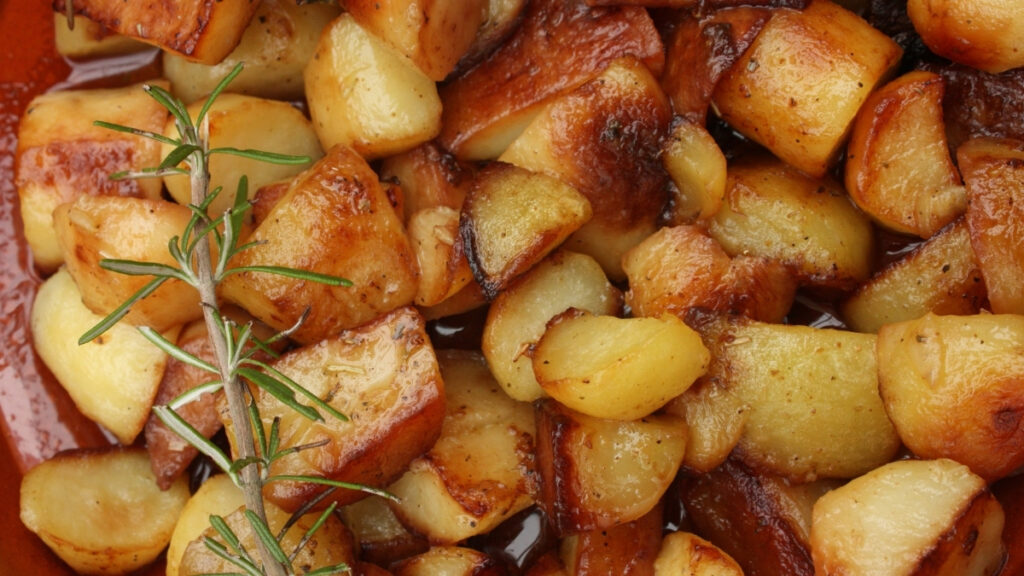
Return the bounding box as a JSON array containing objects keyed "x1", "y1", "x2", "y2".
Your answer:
[
  {"x1": 53, "y1": 14, "x2": 147, "y2": 59},
  {"x1": 560, "y1": 505, "x2": 663, "y2": 576},
  {"x1": 908, "y1": 0, "x2": 1024, "y2": 74},
  {"x1": 653, "y1": 532, "x2": 744, "y2": 576},
  {"x1": 340, "y1": 495, "x2": 430, "y2": 567},
  {"x1": 165, "y1": 474, "x2": 245, "y2": 576},
  {"x1": 661, "y1": 119, "x2": 728, "y2": 223},
  {"x1": 393, "y1": 546, "x2": 506, "y2": 576}
]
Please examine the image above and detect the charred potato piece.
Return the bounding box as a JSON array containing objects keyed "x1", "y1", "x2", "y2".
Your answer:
[
  {"x1": 711, "y1": 0, "x2": 902, "y2": 178},
  {"x1": 438, "y1": 0, "x2": 664, "y2": 160},
  {"x1": 811, "y1": 458, "x2": 1006, "y2": 576},
  {"x1": 460, "y1": 162, "x2": 592, "y2": 299},
  {"x1": 845, "y1": 70, "x2": 965, "y2": 238},
  {"x1": 560, "y1": 505, "x2": 663, "y2": 576},
  {"x1": 877, "y1": 312, "x2": 1024, "y2": 482},
  {"x1": 58, "y1": 0, "x2": 258, "y2": 64},
  {"x1": 388, "y1": 350, "x2": 537, "y2": 544},
  {"x1": 499, "y1": 57, "x2": 672, "y2": 280},
  {"x1": 957, "y1": 137, "x2": 1024, "y2": 315},
  {"x1": 483, "y1": 250, "x2": 622, "y2": 402},
  {"x1": 223, "y1": 307, "x2": 445, "y2": 511},
  {"x1": 16, "y1": 81, "x2": 167, "y2": 271},
  {"x1": 535, "y1": 399, "x2": 686, "y2": 533},
  {"x1": 20, "y1": 447, "x2": 189, "y2": 576},
  {"x1": 219, "y1": 145, "x2": 419, "y2": 345}
]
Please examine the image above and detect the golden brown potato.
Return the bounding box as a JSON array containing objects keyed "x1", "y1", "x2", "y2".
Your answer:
[
  {"x1": 179, "y1": 496, "x2": 357, "y2": 576},
  {"x1": 304, "y1": 13, "x2": 442, "y2": 160},
  {"x1": 533, "y1": 310, "x2": 709, "y2": 421},
  {"x1": 438, "y1": 0, "x2": 664, "y2": 160},
  {"x1": 53, "y1": 195, "x2": 201, "y2": 332},
  {"x1": 166, "y1": 474, "x2": 245, "y2": 576},
  {"x1": 908, "y1": 0, "x2": 1024, "y2": 74},
  {"x1": 53, "y1": 14, "x2": 147, "y2": 59},
  {"x1": 680, "y1": 315, "x2": 900, "y2": 480},
  {"x1": 223, "y1": 307, "x2": 445, "y2": 512},
  {"x1": 164, "y1": 0, "x2": 340, "y2": 103},
  {"x1": 343, "y1": 0, "x2": 487, "y2": 81},
  {"x1": 535, "y1": 399, "x2": 686, "y2": 533},
  {"x1": 661, "y1": 119, "x2": 728, "y2": 223},
  {"x1": 877, "y1": 313, "x2": 1024, "y2": 482},
  {"x1": 711, "y1": 0, "x2": 902, "y2": 178},
  {"x1": 59, "y1": 0, "x2": 258, "y2": 64},
  {"x1": 708, "y1": 156, "x2": 875, "y2": 289},
  {"x1": 20, "y1": 447, "x2": 189, "y2": 576},
  {"x1": 957, "y1": 137, "x2": 1024, "y2": 315},
  {"x1": 845, "y1": 70, "x2": 965, "y2": 237},
  {"x1": 460, "y1": 162, "x2": 592, "y2": 299},
  {"x1": 811, "y1": 458, "x2": 1006, "y2": 576},
  {"x1": 379, "y1": 142, "x2": 472, "y2": 222},
  {"x1": 623, "y1": 225, "x2": 796, "y2": 324},
  {"x1": 654, "y1": 532, "x2": 744, "y2": 576},
  {"x1": 16, "y1": 81, "x2": 167, "y2": 271},
  {"x1": 31, "y1": 268, "x2": 178, "y2": 445},
  {"x1": 388, "y1": 350, "x2": 537, "y2": 543},
  {"x1": 560, "y1": 506, "x2": 663, "y2": 576},
  {"x1": 677, "y1": 458, "x2": 839, "y2": 576},
  {"x1": 219, "y1": 145, "x2": 419, "y2": 345},
  {"x1": 458, "y1": 0, "x2": 528, "y2": 72},
  {"x1": 339, "y1": 495, "x2": 429, "y2": 567},
  {"x1": 841, "y1": 219, "x2": 985, "y2": 333},
  {"x1": 393, "y1": 546, "x2": 506, "y2": 576},
  {"x1": 408, "y1": 206, "x2": 474, "y2": 308},
  {"x1": 499, "y1": 57, "x2": 672, "y2": 280},
  {"x1": 483, "y1": 250, "x2": 622, "y2": 402}
]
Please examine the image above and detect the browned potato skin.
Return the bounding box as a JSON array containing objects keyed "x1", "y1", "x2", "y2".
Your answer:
[
  {"x1": 534, "y1": 399, "x2": 686, "y2": 534},
  {"x1": 380, "y1": 142, "x2": 472, "y2": 222},
  {"x1": 623, "y1": 225, "x2": 796, "y2": 323},
  {"x1": 841, "y1": 219, "x2": 986, "y2": 333},
  {"x1": 908, "y1": 0, "x2": 1024, "y2": 74},
  {"x1": 661, "y1": 7, "x2": 773, "y2": 124},
  {"x1": 654, "y1": 531, "x2": 744, "y2": 576},
  {"x1": 677, "y1": 458, "x2": 825, "y2": 576},
  {"x1": 220, "y1": 145, "x2": 419, "y2": 345},
  {"x1": 957, "y1": 137, "x2": 1024, "y2": 315},
  {"x1": 877, "y1": 313, "x2": 1024, "y2": 482},
  {"x1": 561, "y1": 505, "x2": 663, "y2": 576},
  {"x1": 711, "y1": 0, "x2": 902, "y2": 178},
  {"x1": 456, "y1": 0, "x2": 528, "y2": 73},
  {"x1": 393, "y1": 547, "x2": 508, "y2": 576},
  {"x1": 408, "y1": 206, "x2": 474, "y2": 307},
  {"x1": 58, "y1": 0, "x2": 258, "y2": 64},
  {"x1": 845, "y1": 70, "x2": 965, "y2": 238},
  {"x1": 226, "y1": 307, "x2": 446, "y2": 511},
  {"x1": 438, "y1": 0, "x2": 665, "y2": 160},
  {"x1": 340, "y1": 495, "x2": 430, "y2": 568}
]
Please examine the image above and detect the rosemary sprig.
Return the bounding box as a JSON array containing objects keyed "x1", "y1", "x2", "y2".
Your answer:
[{"x1": 82, "y1": 63, "x2": 365, "y2": 576}]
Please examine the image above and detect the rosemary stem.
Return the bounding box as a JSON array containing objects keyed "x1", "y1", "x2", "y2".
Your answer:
[{"x1": 189, "y1": 151, "x2": 288, "y2": 576}]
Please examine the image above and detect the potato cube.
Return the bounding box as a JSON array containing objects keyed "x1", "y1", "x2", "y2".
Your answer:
[
  {"x1": 654, "y1": 532, "x2": 744, "y2": 576},
  {"x1": 304, "y1": 13, "x2": 442, "y2": 160},
  {"x1": 219, "y1": 145, "x2": 419, "y2": 345},
  {"x1": 53, "y1": 14, "x2": 147, "y2": 59},
  {"x1": 908, "y1": 0, "x2": 1024, "y2": 74},
  {"x1": 16, "y1": 81, "x2": 167, "y2": 271},
  {"x1": 20, "y1": 448, "x2": 189, "y2": 575},
  {"x1": 711, "y1": 0, "x2": 902, "y2": 178}
]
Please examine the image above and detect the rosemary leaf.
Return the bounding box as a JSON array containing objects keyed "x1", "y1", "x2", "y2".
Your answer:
[
  {"x1": 144, "y1": 84, "x2": 193, "y2": 136},
  {"x1": 98, "y1": 259, "x2": 191, "y2": 282},
  {"x1": 203, "y1": 536, "x2": 262, "y2": 576},
  {"x1": 209, "y1": 147, "x2": 312, "y2": 165},
  {"x1": 91, "y1": 120, "x2": 181, "y2": 146},
  {"x1": 244, "y1": 359, "x2": 348, "y2": 422},
  {"x1": 266, "y1": 475, "x2": 399, "y2": 502},
  {"x1": 197, "y1": 62, "x2": 245, "y2": 128},
  {"x1": 290, "y1": 502, "x2": 338, "y2": 563},
  {"x1": 166, "y1": 381, "x2": 224, "y2": 411},
  {"x1": 236, "y1": 367, "x2": 322, "y2": 422},
  {"x1": 137, "y1": 326, "x2": 218, "y2": 374},
  {"x1": 160, "y1": 143, "x2": 203, "y2": 170},
  {"x1": 153, "y1": 406, "x2": 235, "y2": 480},
  {"x1": 304, "y1": 563, "x2": 353, "y2": 576},
  {"x1": 78, "y1": 276, "x2": 168, "y2": 344},
  {"x1": 222, "y1": 265, "x2": 352, "y2": 287},
  {"x1": 244, "y1": 510, "x2": 290, "y2": 566}
]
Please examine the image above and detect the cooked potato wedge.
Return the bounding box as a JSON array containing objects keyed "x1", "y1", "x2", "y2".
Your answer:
[
  {"x1": 458, "y1": 0, "x2": 528, "y2": 72},
  {"x1": 438, "y1": 0, "x2": 664, "y2": 160},
  {"x1": 711, "y1": 0, "x2": 902, "y2": 178},
  {"x1": 535, "y1": 399, "x2": 686, "y2": 533},
  {"x1": 304, "y1": 13, "x2": 442, "y2": 160},
  {"x1": 388, "y1": 350, "x2": 536, "y2": 543},
  {"x1": 533, "y1": 311, "x2": 709, "y2": 421},
  {"x1": 219, "y1": 145, "x2": 419, "y2": 345},
  {"x1": 408, "y1": 206, "x2": 474, "y2": 307},
  {"x1": 654, "y1": 532, "x2": 744, "y2": 576},
  {"x1": 957, "y1": 137, "x2": 1024, "y2": 315},
  {"x1": 908, "y1": 0, "x2": 1024, "y2": 74},
  {"x1": 393, "y1": 546, "x2": 506, "y2": 576},
  {"x1": 483, "y1": 250, "x2": 622, "y2": 402},
  {"x1": 845, "y1": 70, "x2": 965, "y2": 237},
  {"x1": 53, "y1": 195, "x2": 201, "y2": 332},
  {"x1": 379, "y1": 142, "x2": 472, "y2": 221},
  {"x1": 164, "y1": 0, "x2": 340, "y2": 103},
  {"x1": 682, "y1": 315, "x2": 900, "y2": 480},
  {"x1": 560, "y1": 505, "x2": 662, "y2": 576},
  {"x1": 20, "y1": 447, "x2": 188, "y2": 576},
  {"x1": 224, "y1": 307, "x2": 445, "y2": 511},
  {"x1": 15, "y1": 81, "x2": 167, "y2": 271},
  {"x1": 499, "y1": 57, "x2": 672, "y2": 280},
  {"x1": 811, "y1": 458, "x2": 1006, "y2": 576},
  {"x1": 662, "y1": 119, "x2": 728, "y2": 223},
  {"x1": 165, "y1": 474, "x2": 245, "y2": 576},
  {"x1": 60, "y1": 0, "x2": 258, "y2": 64},
  {"x1": 31, "y1": 268, "x2": 177, "y2": 445},
  {"x1": 623, "y1": 225, "x2": 796, "y2": 324},
  {"x1": 878, "y1": 313, "x2": 1024, "y2": 482},
  {"x1": 460, "y1": 162, "x2": 592, "y2": 299},
  {"x1": 179, "y1": 495, "x2": 356, "y2": 576},
  {"x1": 708, "y1": 156, "x2": 874, "y2": 289},
  {"x1": 841, "y1": 219, "x2": 985, "y2": 333}
]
